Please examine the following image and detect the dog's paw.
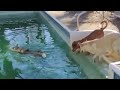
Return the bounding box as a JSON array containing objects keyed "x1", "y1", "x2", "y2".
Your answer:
[{"x1": 92, "y1": 58, "x2": 98, "y2": 64}]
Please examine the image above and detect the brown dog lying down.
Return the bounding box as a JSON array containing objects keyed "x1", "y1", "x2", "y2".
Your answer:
[
  {"x1": 79, "y1": 32, "x2": 120, "y2": 62},
  {"x1": 10, "y1": 45, "x2": 46, "y2": 58},
  {"x1": 72, "y1": 21, "x2": 108, "y2": 52}
]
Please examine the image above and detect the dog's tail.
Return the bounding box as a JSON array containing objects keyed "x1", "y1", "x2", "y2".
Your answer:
[{"x1": 100, "y1": 21, "x2": 108, "y2": 30}]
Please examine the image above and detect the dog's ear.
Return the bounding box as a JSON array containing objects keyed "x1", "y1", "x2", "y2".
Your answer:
[
  {"x1": 72, "y1": 41, "x2": 78, "y2": 47},
  {"x1": 72, "y1": 41, "x2": 76, "y2": 44}
]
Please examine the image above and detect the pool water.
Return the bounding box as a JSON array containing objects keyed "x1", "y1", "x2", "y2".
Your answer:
[{"x1": 0, "y1": 19, "x2": 87, "y2": 79}]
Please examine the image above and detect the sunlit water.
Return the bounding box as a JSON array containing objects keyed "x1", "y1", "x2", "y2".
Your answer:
[{"x1": 0, "y1": 19, "x2": 87, "y2": 79}]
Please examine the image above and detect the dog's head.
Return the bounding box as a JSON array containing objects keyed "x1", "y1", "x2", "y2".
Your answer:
[{"x1": 72, "y1": 41, "x2": 81, "y2": 52}]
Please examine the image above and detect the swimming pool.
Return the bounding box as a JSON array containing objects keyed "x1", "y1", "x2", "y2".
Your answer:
[{"x1": 0, "y1": 16, "x2": 87, "y2": 79}]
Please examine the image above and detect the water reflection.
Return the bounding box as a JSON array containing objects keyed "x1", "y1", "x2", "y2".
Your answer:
[
  {"x1": 0, "y1": 57, "x2": 21, "y2": 79},
  {"x1": 0, "y1": 35, "x2": 9, "y2": 53},
  {"x1": 2, "y1": 19, "x2": 45, "y2": 47},
  {"x1": 0, "y1": 19, "x2": 87, "y2": 79}
]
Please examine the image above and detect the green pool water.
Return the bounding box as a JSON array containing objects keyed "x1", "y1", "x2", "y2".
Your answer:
[{"x1": 0, "y1": 18, "x2": 87, "y2": 79}]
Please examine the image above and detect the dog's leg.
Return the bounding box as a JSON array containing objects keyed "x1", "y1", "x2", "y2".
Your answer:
[
  {"x1": 93, "y1": 52, "x2": 102, "y2": 63},
  {"x1": 98, "y1": 54, "x2": 105, "y2": 63},
  {"x1": 98, "y1": 56, "x2": 102, "y2": 63},
  {"x1": 93, "y1": 54, "x2": 98, "y2": 63}
]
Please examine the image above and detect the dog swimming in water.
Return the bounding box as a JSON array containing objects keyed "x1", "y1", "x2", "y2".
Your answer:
[{"x1": 10, "y1": 44, "x2": 46, "y2": 58}]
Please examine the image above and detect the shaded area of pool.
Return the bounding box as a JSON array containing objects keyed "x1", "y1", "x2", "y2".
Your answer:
[{"x1": 0, "y1": 18, "x2": 87, "y2": 79}]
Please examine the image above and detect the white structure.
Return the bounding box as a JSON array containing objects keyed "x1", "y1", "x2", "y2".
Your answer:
[
  {"x1": 109, "y1": 61, "x2": 120, "y2": 79},
  {"x1": 114, "y1": 11, "x2": 120, "y2": 18}
]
